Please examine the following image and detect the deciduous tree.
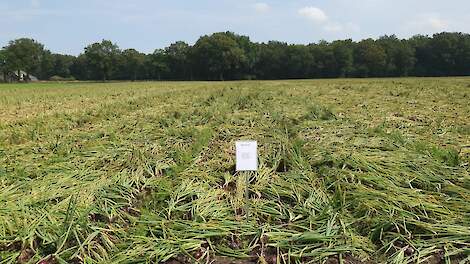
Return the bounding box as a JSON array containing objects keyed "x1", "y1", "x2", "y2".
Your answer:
[
  {"x1": 191, "y1": 32, "x2": 247, "y2": 80},
  {"x1": 354, "y1": 39, "x2": 387, "y2": 77},
  {"x1": 84, "y1": 40, "x2": 120, "y2": 81},
  {"x1": 120, "y1": 49, "x2": 145, "y2": 81},
  {"x1": 165, "y1": 41, "x2": 191, "y2": 80},
  {"x1": 3, "y1": 38, "x2": 46, "y2": 81}
]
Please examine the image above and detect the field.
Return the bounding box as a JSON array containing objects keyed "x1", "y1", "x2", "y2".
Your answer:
[{"x1": 0, "y1": 79, "x2": 469, "y2": 264}]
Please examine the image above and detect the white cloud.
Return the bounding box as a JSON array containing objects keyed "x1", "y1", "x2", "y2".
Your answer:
[
  {"x1": 298, "y1": 6, "x2": 360, "y2": 35},
  {"x1": 31, "y1": 0, "x2": 40, "y2": 9},
  {"x1": 323, "y1": 23, "x2": 343, "y2": 32},
  {"x1": 322, "y1": 22, "x2": 360, "y2": 34},
  {"x1": 406, "y1": 14, "x2": 449, "y2": 33},
  {"x1": 253, "y1": 3, "x2": 270, "y2": 13},
  {"x1": 345, "y1": 22, "x2": 361, "y2": 33},
  {"x1": 298, "y1": 6, "x2": 328, "y2": 24},
  {"x1": 426, "y1": 17, "x2": 447, "y2": 31}
]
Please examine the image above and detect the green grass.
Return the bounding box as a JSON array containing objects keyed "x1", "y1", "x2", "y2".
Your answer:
[{"x1": 0, "y1": 79, "x2": 469, "y2": 264}]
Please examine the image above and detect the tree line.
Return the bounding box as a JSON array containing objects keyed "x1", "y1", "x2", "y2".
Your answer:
[{"x1": 1, "y1": 31, "x2": 470, "y2": 82}]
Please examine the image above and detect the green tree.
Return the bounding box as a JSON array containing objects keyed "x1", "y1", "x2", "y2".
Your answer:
[
  {"x1": 284, "y1": 44, "x2": 315, "y2": 79},
  {"x1": 254, "y1": 41, "x2": 288, "y2": 79},
  {"x1": 165, "y1": 41, "x2": 190, "y2": 80},
  {"x1": 427, "y1": 32, "x2": 470, "y2": 76},
  {"x1": 3, "y1": 38, "x2": 46, "y2": 81},
  {"x1": 146, "y1": 49, "x2": 169, "y2": 80},
  {"x1": 310, "y1": 41, "x2": 337, "y2": 78},
  {"x1": 52, "y1": 54, "x2": 75, "y2": 78},
  {"x1": 36, "y1": 52, "x2": 75, "y2": 80},
  {"x1": 120, "y1": 49, "x2": 145, "y2": 81},
  {"x1": 36, "y1": 50, "x2": 54, "y2": 80},
  {"x1": 70, "y1": 54, "x2": 90, "y2": 80},
  {"x1": 0, "y1": 49, "x2": 8, "y2": 82},
  {"x1": 408, "y1": 35, "x2": 432, "y2": 76},
  {"x1": 353, "y1": 39, "x2": 387, "y2": 77},
  {"x1": 377, "y1": 35, "x2": 415, "y2": 76},
  {"x1": 84, "y1": 40, "x2": 120, "y2": 81},
  {"x1": 223, "y1": 32, "x2": 256, "y2": 79},
  {"x1": 35, "y1": 52, "x2": 75, "y2": 80},
  {"x1": 331, "y1": 40, "x2": 354, "y2": 77},
  {"x1": 191, "y1": 32, "x2": 247, "y2": 80}
]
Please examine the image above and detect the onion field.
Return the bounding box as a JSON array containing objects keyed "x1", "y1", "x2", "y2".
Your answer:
[{"x1": 0, "y1": 79, "x2": 469, "y2": 264}]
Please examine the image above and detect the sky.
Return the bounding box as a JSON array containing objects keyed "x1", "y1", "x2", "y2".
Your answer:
[{"x1": 0, "y1": 0, "x2": 469, "y2": 55}]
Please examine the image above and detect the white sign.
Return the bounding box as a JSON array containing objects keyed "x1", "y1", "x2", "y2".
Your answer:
[{"x1": 236, "y1": 141, "x2": 258, "y2": 171}]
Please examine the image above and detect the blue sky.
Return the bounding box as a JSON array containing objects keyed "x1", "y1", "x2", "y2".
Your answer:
[{"x1": 1, "y1": 0, "x2": 469, "y2": 55}]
